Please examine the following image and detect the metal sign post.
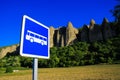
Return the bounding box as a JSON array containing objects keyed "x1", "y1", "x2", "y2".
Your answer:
[{"x1": 33, "y1": 58, "x2": 38, "y2": 80}]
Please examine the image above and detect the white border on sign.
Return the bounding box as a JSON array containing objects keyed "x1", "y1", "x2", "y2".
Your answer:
[{"x1": 20, "y1": 15, "x2": 50, "y2": 59}]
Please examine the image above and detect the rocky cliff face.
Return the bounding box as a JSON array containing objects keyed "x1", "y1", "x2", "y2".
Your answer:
[
  {"x1": 79, "y1": 18, "x2": 116, "y2": 42},
  {"x1": 0, "y1": 44, "x2": 19, "y2": 59},
  {"x1": 101, "y1": 18, "x2": 113, "y2": 40},
  {"x1": 89, "y1": 19, "x2": 103, "y2": 42},
  {"x1": 50, "y1": 26, "x2": 55, "y2": 47},
  {"x1": 50, "y1": 18, "x2": 116, "y2": 47},
  {"x1": 66, "y1": 22, "x2": 78, "y2": 46},
  {"x1": 50, "y1": 22, "x2": 78, "y2": 47},
  {"x1": 80, "y1": 25, "x2": 89, "y2": 41}
]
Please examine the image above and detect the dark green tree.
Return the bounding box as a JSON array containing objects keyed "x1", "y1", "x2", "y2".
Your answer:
[{"x1": 110, "y1": 1, "x2": 120, "y2": 22}]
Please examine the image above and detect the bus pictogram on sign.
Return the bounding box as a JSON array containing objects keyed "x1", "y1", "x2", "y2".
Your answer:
[{"x1": 26, "y1": 30, "x2": 47, "y2": 45}]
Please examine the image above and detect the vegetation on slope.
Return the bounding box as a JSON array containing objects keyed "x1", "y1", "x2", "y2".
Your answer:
[{"x1": 0, "y1": 35, "x2": 120, "y2": 68}]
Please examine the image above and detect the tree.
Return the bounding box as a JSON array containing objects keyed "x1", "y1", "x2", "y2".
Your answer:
[
  {"x1": 110, "y1": 1, "x2": 120, "y2": 22},
  {"x1": 20, "y1": 57, "x2": 32, "y2": 68},
  {"x1": 0, "y1": 59, "x2": 6, "y2": 67}
]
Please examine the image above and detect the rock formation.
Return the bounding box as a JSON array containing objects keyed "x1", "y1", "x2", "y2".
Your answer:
[
  {"x1": 50, "y1": 26, "x2": 55, "y2": 47},
  {"x1": 80, "y1": 25, "x2": 89, "y2": 41},
  {"x1": 89, "y1": 19, "x2": 103, "y2": 42},
  {"x1": 80, "y1": 18, "x2": 115, "y2": 42},
  {"x1": 89, "y1": 19, "x2": 95, "y2": 29},
  {"x1": 52, "y1": 27, "x2": 66, "y2": 47},
  {"x1": 0, "y1": 44, "x2": 19, "y2": 59},
  {"x1": 50, "y1": 22, "x2": 78, "y2": 47},
  {"x1": 101, "y1": 18, "x2": 112, "y2": 40},
  {"x1": 66, "y1": 22, "x2": 78, "y2": 46},
  {"x1": 49, "y1": 18, "x2": 117, "y2": 47}
]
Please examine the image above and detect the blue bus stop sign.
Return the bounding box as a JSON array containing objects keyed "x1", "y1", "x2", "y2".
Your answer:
[{"x1": 20, "y1": 15, "x2": 50, "y2": 59}]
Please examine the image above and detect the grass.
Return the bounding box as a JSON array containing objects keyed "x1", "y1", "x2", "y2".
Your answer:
[{"x1": 0, "y1": 64, "x2": 120, "y2": 80}]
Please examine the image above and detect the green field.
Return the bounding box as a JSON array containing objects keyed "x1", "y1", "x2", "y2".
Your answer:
[{"x1": 0, "y1": 64, "x2": 120, "y2": 80}]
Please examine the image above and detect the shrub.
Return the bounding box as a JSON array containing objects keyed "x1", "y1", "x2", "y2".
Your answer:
[{"x1": 5, "y1": 66, "x2": 13, "y2": 73}]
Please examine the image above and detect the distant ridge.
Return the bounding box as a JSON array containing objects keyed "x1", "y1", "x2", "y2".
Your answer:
[{"x1": 50, "y1": 18, "x2": 116, "y2": 47}]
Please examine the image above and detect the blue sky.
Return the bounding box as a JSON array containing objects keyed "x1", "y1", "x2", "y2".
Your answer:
[{"x1": 0, "y1": 0, "x2": 118, "y2": 47}]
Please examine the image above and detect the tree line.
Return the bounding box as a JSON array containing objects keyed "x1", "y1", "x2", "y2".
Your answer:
[{"x1": 0, "y1": 35, "x2": 120, "y2": 68}]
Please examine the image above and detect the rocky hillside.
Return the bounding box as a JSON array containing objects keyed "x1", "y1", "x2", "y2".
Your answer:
[
  {"x1": 50, "y1": 22, "x2": 78, "y2": 47},
  {"x1": 0, "y1": 44, "x2": 19, "y2": 59},
  {"x1": 50, "y1": 18, "x2": 116, "y2": 47},
  {"x1": 0, "y1": 18, "x2": 118, "y2": 58}
]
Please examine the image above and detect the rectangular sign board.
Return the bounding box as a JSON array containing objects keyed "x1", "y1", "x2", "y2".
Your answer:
[{"x1": 20, "y1": 15, "x2": 50, "y2": 59}]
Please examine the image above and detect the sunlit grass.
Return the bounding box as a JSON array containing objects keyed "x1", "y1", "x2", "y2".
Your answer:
[{"x1": 0, "y1": 64, "x2": 120, "y2": 80}]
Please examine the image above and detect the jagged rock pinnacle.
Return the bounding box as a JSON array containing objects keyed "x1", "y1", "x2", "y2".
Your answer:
[
  {"x1": 90, "y1": 19, "x2": 95, "y2": 26},
  {"x1": 50, "y1": 26, "x2": 55, "y2": 47},
  {"x1": 102, "y1": 18, "x2": 109, "y2": 24},
  {"x1": 89, "y1": 19, "x2": 95, "y2": 29},
  {"x1": 50, "y1": 26, "x2": 55, "y2": 30},
  {"x1": 67, "y1": 21, "x2": 73, "y2": 28},
  {"x1": 66, "y1": 21, "x2": 78, "y2": 46}
]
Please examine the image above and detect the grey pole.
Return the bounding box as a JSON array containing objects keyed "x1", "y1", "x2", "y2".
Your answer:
[{"x1": 33, "y1": 58, "x2": 38, "y2": 80}]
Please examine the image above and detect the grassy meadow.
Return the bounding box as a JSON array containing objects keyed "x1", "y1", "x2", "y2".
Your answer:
[{"x1": 0, "y1": 64, "x2": 120, "y2": 80}]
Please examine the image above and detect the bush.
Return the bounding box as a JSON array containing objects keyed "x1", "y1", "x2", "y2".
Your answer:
[{"x1": 5, "y1": 66, "x2": 13, "y2": 73}]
